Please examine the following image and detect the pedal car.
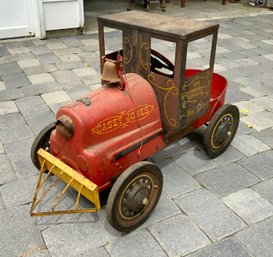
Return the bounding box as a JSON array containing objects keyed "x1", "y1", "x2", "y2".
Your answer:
[{"x1": 30, "y1": 11, "x2": 239, "y2": 232}]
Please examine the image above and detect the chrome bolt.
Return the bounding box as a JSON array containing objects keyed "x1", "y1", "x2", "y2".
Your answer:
[{"x1": 142, "y1": 198, "x2": 149, "y2": 206}]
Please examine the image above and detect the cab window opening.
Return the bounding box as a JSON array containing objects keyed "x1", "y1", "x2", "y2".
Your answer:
[{"x1": 150, "y1": 37, "x2": 176, "y2": 78}]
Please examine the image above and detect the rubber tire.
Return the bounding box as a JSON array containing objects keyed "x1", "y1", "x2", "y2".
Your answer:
[
  {"x1": 31, "y1": 123, "x2": 56, "y2": 170},
  {"x1": 203, "y1": 104, "x2": 239, "y2": 158},
  {"x1": 106, "y1": 161, "x2": 163, "y2": 233}
]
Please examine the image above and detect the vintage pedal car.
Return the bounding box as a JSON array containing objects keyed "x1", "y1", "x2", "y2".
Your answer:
[{"x1": 30, "y1": 11, "x2": 239, "y2": 232}]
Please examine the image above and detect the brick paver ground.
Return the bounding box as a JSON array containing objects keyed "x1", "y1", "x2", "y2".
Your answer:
[{"x1": 0, "y1": 1, "x2": 273, "y2": 257}]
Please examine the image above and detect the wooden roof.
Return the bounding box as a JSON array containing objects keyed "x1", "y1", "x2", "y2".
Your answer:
[{"x1": 98, "y1": 11, "x2": 219, "y2": 40}]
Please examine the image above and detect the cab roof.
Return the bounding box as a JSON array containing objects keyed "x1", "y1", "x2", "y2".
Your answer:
[{"x1": 98, "y1": 11, "x2": 219, "y2": 41}]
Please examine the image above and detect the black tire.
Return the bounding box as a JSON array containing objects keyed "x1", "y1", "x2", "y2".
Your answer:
[
  {"x1": 203, "y1": 104, "x2": 239, "y2": 158},
  {"x1": 106, "y1": 161, "x2": 163, "y2": 233},
  {"x1": 31, "y1": 123, "x2": 56, "y2": 170}
]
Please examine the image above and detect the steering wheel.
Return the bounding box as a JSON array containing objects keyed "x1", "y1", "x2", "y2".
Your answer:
[{"x1": 150, "y1": 49, "x2": 174, "y2": 77}]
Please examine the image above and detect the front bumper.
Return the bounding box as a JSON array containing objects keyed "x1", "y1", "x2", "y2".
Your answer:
[{"x1": 30, "y1": 148, "x2": 101, "y2": 216}]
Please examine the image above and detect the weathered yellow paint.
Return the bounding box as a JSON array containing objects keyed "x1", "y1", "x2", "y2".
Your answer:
[{"x1": 30, "y1": 149, "x2": 101, "y2": 216}]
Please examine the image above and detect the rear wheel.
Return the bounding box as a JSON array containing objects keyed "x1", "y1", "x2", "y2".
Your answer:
[
  {"x1": 203, "y1": 104, "x2": 239, "y2": 158},
  {"x1": 106, "y1": 161, "x2": 163, "y2": 232},
  {"x1": 31, "y1": 123, "x2": 56, "y2": 170}
]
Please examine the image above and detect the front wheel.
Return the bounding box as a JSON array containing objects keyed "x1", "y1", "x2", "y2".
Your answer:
[
  {"x1": 106, "y1": 161, "x2": 163, "y2": 233},
  {"x1": 31, "y1": 123, "x2": 56, "y2": 170},
  {"x1": 203, "y1": 104, "x2": 239, "y2": 158}
]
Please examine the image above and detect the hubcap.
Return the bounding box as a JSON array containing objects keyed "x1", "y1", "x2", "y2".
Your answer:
[
  {"x1": 212, "y1": 114, "x2": 233, "y2": 149},
  {"x1": 120, "y1": 175, "x2": 153, "y2": 219}
]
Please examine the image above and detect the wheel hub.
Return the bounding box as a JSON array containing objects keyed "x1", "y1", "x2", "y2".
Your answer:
[
  {"x1": 215, "y1": 123, "x2": 231, "y2": 143},
  {"x1": 213, "y1": 114, "x2": 233, "y2": 147},
  {"x1": 121, "y1": 176, "x2": 152, "y2": 218}
]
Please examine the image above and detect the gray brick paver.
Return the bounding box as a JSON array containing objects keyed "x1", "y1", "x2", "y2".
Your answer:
[
  {"x1": 8, "y1": 47, "x2": 30, "y2": 54},
  {"x1": 36, "y1": 53, "x2": 61, "y2": 64},
  {"x1": 231, "y1": 134, "x2": 271, "y2": 156},
  {"x1": 238, "y1": 151, "x2": 273, "y2": 181},
  {"x1": 106, "y1": 230, "x2": 168, "y2": 257},
  {"x1": 80, "y1": 44, "x2": 99, "y2": 52},
  {"x1": 0, "y1": 154, "x2": 17, "y2": 185},
  {"x1": 195, "y1": 163, "x2": 260, "y2": 197},
  {"x1": 56, "y1": 60, "x2": 86, "y2": 70},
  {"x1": 51, "y1": 70, "x2": 81, "y2": 83},
  {"x1": 222, "y1": 188, "x2": 273, "y2": 225},
  {"x1": 0, "y1": 45, "x2": 10, "y2": 56},
  {"x1": 0, "y1": 140, "x2": 4, "y2": 153},
  {"x1": 241, "y1": 83, "x2": 273, "y2": 97},
  {"x1": 25, "y1": 110, "x2": 55, "y2": 135},
  {"x1": 174, "y1": 189, "x2": 246, "y2": 242},
  {"x1": 161, "y1": 161, "x2": 201, "y2": 198},
  {"x1": 48, "y1": 101, "x2": 68, "y2": 114},
  {"x1": 28, "y1": 73, "x2": 55, "y2": 85},
  {"x1": 26, "y1": 249, "x2": 52, "y2": 257},
  {"x1": 0, "y1": 62, "x2": 21, "y2": 76},
  {"x1": 251, "y1": 128, "x2": 273, "y2": 149},
  {"x1": 80, "y1": 74, "x2": 101, "y2": 86},
  {"x1": 0, "y1": 206, "x2": 46, "y2": 257},
  {"x1": 149, "y1": 214, "x2": 211, "y2": 257},
  {"x1": 137, "y1": 192, "x2": 182, "y2": 230},
  {"x1": 29, "y1": 45, "x2": 51, "y2": 55},
  {"x1": 72, "y1": 67, "x2": 97, "y2": 77},
  {"x1": 234, "y1": 100, "x2": 264, "y2": 115},
  {"x1": 240, "y1": 111, "x2": 273, "y2": 132},
  {"x1": 2, "y1": 71, "x2": 31, "y2": 89},
  {"x1": 0, "y1": 112, "x2": 26, "y2": 130},
  {"x1": 187, "y1": 237, "x2": 254, "y2": 257},
  {"x1": 0, "y1": 88, "x2": 25, "y2": 102},
  {"x1": 23, "y1": 81, "x2": 61, "y2": 96},
  {"x1": 0, "y1": 194, "x2": 5, "y2": 210},
  {"x1": 5, "y1": 40, "x2": 34, "y2": 49},
  {"x1": 42, "y1": 211, "x2": 120, "y2": 257},
  {"x1": 251, "y1": 95, "x2": 273, "y2": 112},
  {"x1": 41, "y1": 90, "x2": 71, "y2": 105},
  {"x1": 214, "y1": 146, "x2": 244, "y2": 166},
  {"x1": 47, "y1": 42, "x2": 67, "y2": 50},
  {"x1": 18, "y1": 58, "x2": 40, "y2": 68},
  {"x1": 0, "y1": 124, "x2": 33, "y2": 144},
  {"x1": 22, "y1": 64, "x2": 57, "y2": 76},
  {"x1": 3, "y1": 52, "x2": 35, "y2": 63},
  {"x1": 64, "y1": 84, "x2": 92, "y2": 100},
  {"x1": 251, "y1": 179, "x2": 273, "y2": 205},
  {"x1": 4, "y1": 137, "x2": 34, "y2": 161},
  {"x1": 225, "y1": 88, "x2": 253, "y2": 104},
  {"x1": 60, "y1": 37, "x2": 83, "y2": 47},
  {"x1": 58, "y1": 54, "x2": 82, "y2": 62},
  {"x1": 77, "y1": 247, "x2": 110, "y2": 257},
  {"x1": 175, "y1": 150, "x2": 218, "y2": 176},
  {"x1": 235, "y1": 216, "x2": 273, "y2": 257},
  {"x1": 15, "y1": 96, "x2": 50, "y2": 116},
  {"x1": 53, "y1": 47, "x2": 82, "y2": 56},
  {"x1": 12, "y1": 157, "x2": 38, "y2": 178},
  {"x1": 0, "y1": 81, "x2": 6, "y2": 91},
  {"x1": 0, "y1": 175, "x2": 38, "y2": 208},
  {"x1": 0, "y1": 100, "x2": 19, "y2": 115}
]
